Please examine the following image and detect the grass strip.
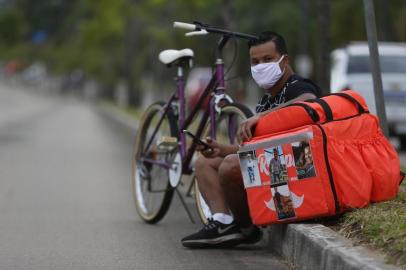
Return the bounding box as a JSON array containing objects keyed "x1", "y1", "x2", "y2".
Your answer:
[{"x1": 334, "y1": 171, "x2": 406, "y2": 267}]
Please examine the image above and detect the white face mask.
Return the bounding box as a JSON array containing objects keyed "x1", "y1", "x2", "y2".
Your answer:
[{"x1": 251, "y1": 55, "x2": 285, "y2": 89}]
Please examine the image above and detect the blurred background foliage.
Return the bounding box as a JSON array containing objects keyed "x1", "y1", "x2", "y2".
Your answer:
[{"x1": 0, "y1": 0, "x2": 405, "y2": 105}]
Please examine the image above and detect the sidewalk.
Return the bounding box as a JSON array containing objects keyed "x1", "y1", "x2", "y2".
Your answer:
[{"x1": 97, "y1": 102, "x2": 403, "y2": 270}]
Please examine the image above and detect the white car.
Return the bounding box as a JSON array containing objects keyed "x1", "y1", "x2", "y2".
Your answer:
[{"x1": 330, "y1": 42, "x2": 406, "y2": 148}]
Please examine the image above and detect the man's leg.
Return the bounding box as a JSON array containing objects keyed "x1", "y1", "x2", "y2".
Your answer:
[
  {"x1": 195, "y1": 156, "x2": 229, "y2": 214},
  {"x1": 271, "y1": 172, "x2": 276, "y2": 184},
  {"x1": 274, "y1": 172, "x2": 281, "y2": 183},
  {"x1": 181, "y1": 156, "x2": 243, "y2": 248},
  {"x1": 218, "y1": 154, "x2": 251, "y2": 228},
  {"x1": 219, "y1": 154, "x2": 262, "y2": 243}
]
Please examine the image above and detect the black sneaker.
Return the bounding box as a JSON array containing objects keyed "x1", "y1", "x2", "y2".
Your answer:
[
  {"x1": 181, "y1": 219, "x2": 244, "y2": 248},
  {"x1": 241, "y1": 226, "x2": 263, "y2": 245}
]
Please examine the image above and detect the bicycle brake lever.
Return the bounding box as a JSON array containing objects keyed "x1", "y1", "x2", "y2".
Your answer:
[{"x1": 185, "y1": 30, "x2": 208, "y2": 37}]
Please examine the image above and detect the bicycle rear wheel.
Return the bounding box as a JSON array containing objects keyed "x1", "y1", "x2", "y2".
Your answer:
[
  {"x1": 132, "y1": 102, "x2": 178, "y2": 224},
  {"x1": 194, "y1": 103, "x2": 253, "y2": 224}
]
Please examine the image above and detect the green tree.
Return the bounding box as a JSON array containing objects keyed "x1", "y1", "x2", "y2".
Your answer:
[
  {"x1": 0, "y1": 8, "x2": 26, "y2": 46},
  {"x1": 1, "y1": 0, "x2": 405, "y2": 103}
]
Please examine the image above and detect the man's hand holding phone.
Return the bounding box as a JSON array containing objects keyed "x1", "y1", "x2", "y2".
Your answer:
[
  {"x1": 196, "y1": 137, "x2": 222, "y2": 158},
  {"x1": 183, "y1": 130, "x2": 221, "y2": 158}
]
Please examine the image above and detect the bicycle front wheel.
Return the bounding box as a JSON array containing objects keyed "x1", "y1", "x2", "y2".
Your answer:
[
  {"x1": 132, "y1": 102, "x2": 178, "y2": 224},
  {"x1": 195, "y1": 103, "x2": 253, "y2": 224}
]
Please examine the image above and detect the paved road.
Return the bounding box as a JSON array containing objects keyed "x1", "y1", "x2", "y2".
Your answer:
[{"x1": 0, "y1": 82, "x2": 289, "y2": 270}]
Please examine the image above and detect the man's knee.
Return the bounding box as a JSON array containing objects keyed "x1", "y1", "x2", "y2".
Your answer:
[
  {"x1": 219, "y1": 154, "x2": 242, "y2": 185},
  {"x1": 195, "y1": 156, "x2": 222, "y2": 172},
  {"x1": 195, "y1": 156, "x2": 208, "y2": 172}
]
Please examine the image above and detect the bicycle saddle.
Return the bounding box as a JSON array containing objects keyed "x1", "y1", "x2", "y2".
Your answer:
[{"x1": 159, "y1": 49, "x2": 194, "y2": 66}]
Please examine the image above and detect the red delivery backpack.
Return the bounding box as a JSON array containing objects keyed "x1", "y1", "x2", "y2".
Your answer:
[{"x1": 238, "y1": 90, "x2": 404, "y2": 226}]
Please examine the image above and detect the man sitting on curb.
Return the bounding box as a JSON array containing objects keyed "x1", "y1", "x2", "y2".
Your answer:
[{"x1": 181, "y1": 31, "x2": 321, "y2": 248}]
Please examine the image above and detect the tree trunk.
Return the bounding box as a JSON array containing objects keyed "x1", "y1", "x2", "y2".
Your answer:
[
  {"x1": 221, "y1": 0, "x2": 245, "y2": 102},
  {"x1": 123, "y1": 1, "x2": 141, "y2": 106},
  {"x1": 316, "y1": 0, "x2": 331, "y2": 95},
  {"x1": 222, "y1": 0, "x2": 236, "y2": 29},
  {"x1": 299, "y1": 0, "x2": 310, "y2": 55},
  {"x1": 377, "y1": 0, "x2": 394, "y2": 41}
]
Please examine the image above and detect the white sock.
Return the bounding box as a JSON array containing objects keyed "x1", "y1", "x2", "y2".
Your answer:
[{"x1": 211, "y1": 213, "x2": 234, "y2": 224}]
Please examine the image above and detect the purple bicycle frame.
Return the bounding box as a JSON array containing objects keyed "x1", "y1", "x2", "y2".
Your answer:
[
  {"x1": 140, "y1": 33, "x2": 251, "y2": 177},
  {"x1": 140, "y1": 56, "x2": 227, "y2": 175},
  {"x1": 179, "y1": 58, "x2": 226, "y2": 174}
]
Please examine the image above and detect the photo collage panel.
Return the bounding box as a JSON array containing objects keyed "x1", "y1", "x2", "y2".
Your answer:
[
  {"x1": 238, "y1": 139, "x2": 317, "y2": 188},
  {"x1": 239, "y1": 139, "x2": 317, "y2": 220}
]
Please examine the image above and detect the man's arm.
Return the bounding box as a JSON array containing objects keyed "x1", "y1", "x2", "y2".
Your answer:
[
  {"x1": 257, "y1": 92, "x2": 317, "y2": 118},
  {"x1": 197, "y1": 137, "x2": 240, "y2": 158},
  {"x1": 239, "y1": 92, "x2": 317, "y2": 141}
]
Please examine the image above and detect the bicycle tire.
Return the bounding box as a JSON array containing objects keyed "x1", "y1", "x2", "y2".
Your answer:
[
  {"x1": 194, "y1": 103, "x2": 253, "y2": 224},
  {"x1": 132, "y1": 101, "x2": 178, "y2": 224}
]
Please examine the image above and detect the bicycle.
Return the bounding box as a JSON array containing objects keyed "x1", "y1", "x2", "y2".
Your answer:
[{"x1": 132, "y1": 21, "x2": 257, "y2": 224}]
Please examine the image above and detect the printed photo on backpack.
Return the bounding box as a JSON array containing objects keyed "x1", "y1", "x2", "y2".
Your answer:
[
  {"x1": 266, "y1": 184, "x2": 296, "y2": 220},
  {"x1": 292, "y1": 141, "x2": 316, "y2": 180},
  {"x1": 264, "y1": 146, "x2": 288, "y2": 186},
  {"x1": 239, "y1": 150, "x2": 262, "y2": 188}
]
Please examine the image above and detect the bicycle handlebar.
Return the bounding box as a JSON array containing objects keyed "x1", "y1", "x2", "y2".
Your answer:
[
  {"x1": 173, "y1": 22, "x2": 196, "y2": 31},
  {"x1": 173, "y1": 21, "x2": 258, "y2": 41}
]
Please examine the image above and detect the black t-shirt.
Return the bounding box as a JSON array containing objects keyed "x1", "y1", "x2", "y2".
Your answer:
[{"x1": 255, "y1": 74, "x2": 322, "y2": 113}]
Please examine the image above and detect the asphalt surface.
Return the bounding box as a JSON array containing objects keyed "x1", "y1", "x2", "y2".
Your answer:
[{"x1": 0, "y1": 82, "x2": 289, "y2": 270}]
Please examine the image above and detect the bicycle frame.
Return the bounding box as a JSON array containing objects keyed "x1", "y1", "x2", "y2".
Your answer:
[
  {"x1": 133, "y1": 21, "x2": 258, "y2": 224},
  {"x1": 141, "y1": 36, "x2": 233, "y2": 175}
]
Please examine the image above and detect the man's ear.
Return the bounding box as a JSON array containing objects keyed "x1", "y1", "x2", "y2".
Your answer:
[{"x1": 283, "y1": 54, "x2": 290, "y2": 65}]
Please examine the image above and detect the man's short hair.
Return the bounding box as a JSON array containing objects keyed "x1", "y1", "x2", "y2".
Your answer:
[{"x1": 248, "y1": 31, "x2": 288, "y2": 55}]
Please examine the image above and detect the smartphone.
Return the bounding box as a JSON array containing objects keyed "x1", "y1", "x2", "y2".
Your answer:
[{"x1": 182, "y1": 130, "x2": 212, "y2": 150}]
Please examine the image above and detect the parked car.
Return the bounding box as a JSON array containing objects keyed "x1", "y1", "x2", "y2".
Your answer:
[{"x1": 330, "y1": 42, "x2": 406, "y2": 148}]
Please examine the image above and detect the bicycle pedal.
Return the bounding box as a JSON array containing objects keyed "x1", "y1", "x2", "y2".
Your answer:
[{"x1": 157, "y1": 136, "x2": 178, "y2": 151}]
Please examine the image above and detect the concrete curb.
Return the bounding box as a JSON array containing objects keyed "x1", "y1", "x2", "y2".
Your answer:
[
  {"x1": 96, "y1": 102, "x2": 401, "y2": 270},
  {"x1": 267, "y1": 223, "x2": 401, "y2": 270}
]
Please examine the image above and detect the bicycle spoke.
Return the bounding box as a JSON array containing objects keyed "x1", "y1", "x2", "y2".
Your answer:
[{"x1": 132, "y1": 102, "x2": 177, "y2": 224}]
